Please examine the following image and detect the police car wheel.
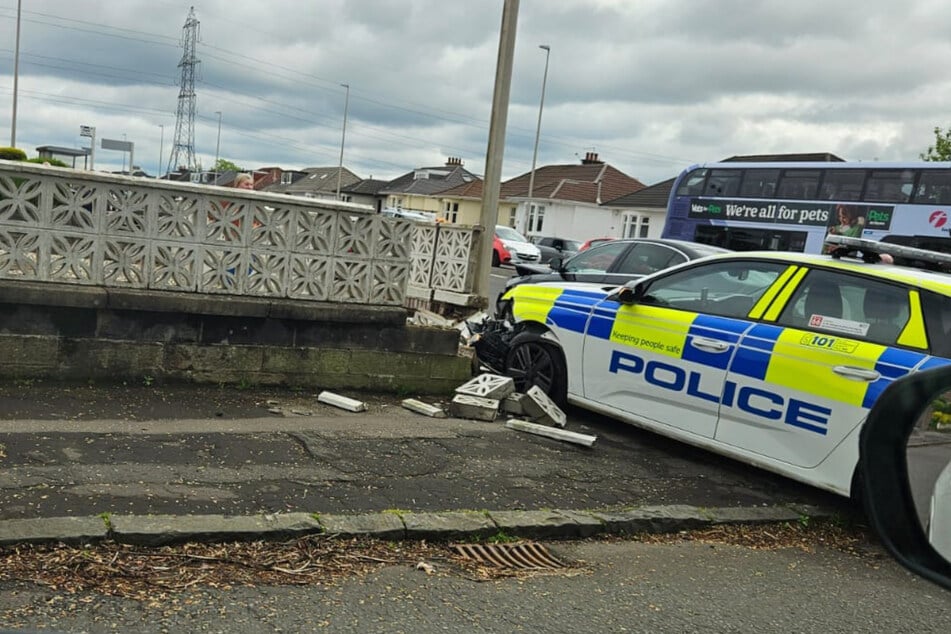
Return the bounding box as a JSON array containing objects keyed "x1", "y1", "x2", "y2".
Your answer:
[{"x1": 505, "y1": 338, "x2": 567, "y2": 406}]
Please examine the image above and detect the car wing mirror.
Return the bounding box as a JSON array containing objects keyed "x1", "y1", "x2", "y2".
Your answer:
[
  {"x1": 860, "y1": 365, "x2": 951, "y2": 591},
  {"x1": 607, "y1": 280, "x2": 645, "y2": 305}
]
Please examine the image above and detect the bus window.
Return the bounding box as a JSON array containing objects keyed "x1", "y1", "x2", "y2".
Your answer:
[
  {"x1": 913, "y1": 170, "x2": 951, "y2": 205},
  {"x1": 818, "y1": 169, "x2": 866, "y2": 201},
  {"x1": 693, "y1": 226, "x2": 808, "y2": 252},
  {"x1": 864, "y1": 170, "x2": 915, "y2": 203},
  {"x1": 776, "y1": 170, "x2": 821, "y2": 199},
  {"x1": 675, "y1": 169, "x2": 707, "y2": 196},
  {"x1": 703, "y1": 169, "x2": 742, "y2": 196},
  {"x1": 738, "y1": 169, "x2": 779, "y2": 198}
]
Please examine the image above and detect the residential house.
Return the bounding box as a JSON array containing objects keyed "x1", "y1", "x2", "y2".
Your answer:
[
  {"x1": 504, "y1": 152, "x2": 646, "y2": 241},
  {"x1": 601, "y1": 178, "x2": 675, "y2": 239},
  {"x1": 432, "y1": 177, "x2": 488, "y2": 226},
  {"x1": 341, "y1": 178, "x2": 390, "y2": 212},
  {"x1": 379, "y1": 157, "x2": 480, "y2": 217},
  {"x1": 263, "y1": 166, "x2": 362, "y2": 201}
]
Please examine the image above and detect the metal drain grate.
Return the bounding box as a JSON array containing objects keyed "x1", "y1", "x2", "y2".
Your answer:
[{"x1": 451, "y1": 542, "x2": 566, "y2": 570}]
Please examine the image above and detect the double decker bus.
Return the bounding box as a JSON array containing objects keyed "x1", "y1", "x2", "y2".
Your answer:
[{"x1": 661, "y1": 161, "x2": 951, "y2": 253}]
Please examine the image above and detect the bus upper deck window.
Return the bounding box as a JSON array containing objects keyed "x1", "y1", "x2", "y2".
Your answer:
[
  {"x1": 676, "y1": 169, "x2": 707, "y2": 196},
  {"x1": 738, "y1": 169, "x2": 779, "y2": 198}
]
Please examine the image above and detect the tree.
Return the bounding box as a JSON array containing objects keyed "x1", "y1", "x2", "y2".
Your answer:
[
  {"x1": 214, "y1": 158, "x2": 242, "y2": 173},
  {"x1": 0, "y1": 147, "x2": 27, "y2": 161},
  {"x1": 921, "y1": 126, "x2": 951, "y2": 161}
]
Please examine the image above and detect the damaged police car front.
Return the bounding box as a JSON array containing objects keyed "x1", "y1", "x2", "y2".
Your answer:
[{"x1": 475, "y1": 238, "x2": 951, "y2": 498}]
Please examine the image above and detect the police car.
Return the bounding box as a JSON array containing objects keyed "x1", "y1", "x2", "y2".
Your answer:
[{"x1": 492, "y1": 236, "x2": 951, "y2": 498}]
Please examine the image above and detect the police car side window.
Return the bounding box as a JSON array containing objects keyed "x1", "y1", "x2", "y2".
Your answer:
[
  {"x1": 642, "y1": 261, "x2": 786, "y2": 318},
  {"x1": 777, "y1": 270, "x2": 910, "y2": 345},
  {"x1": 921, "y1": 291, "x2": 951, "y2": 357}
]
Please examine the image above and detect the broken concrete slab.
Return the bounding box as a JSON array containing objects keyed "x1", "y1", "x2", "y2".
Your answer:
[
  {"x1": 402, "y1": 398, "x2": 447, "y2": 418},
  {"x1": 449, "y1": 394, "x2": 500, "y2": 421},
  {"x1": 502, "y1": 392, "x2": 526, "y2": 415},
  {"x1": 317, "y1": 391, "x2": 368, "y2": 412},
  {"x1": 455, "y1": 373, "x2": 515, "y2": 400},
  {"x1": 505, "y1": 418, "x2": 596, "y2": 447},
  {"x1": 522, "y1": 385, "x2": 567, "y2": 428}
]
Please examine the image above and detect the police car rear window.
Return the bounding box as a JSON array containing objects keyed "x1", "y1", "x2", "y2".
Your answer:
[
  {"x1": 777, "y1": 270, "x2": 910, "y2": 345},
  {"x1": 921, "y1": 290, "x2": 951, "y2": 357}
]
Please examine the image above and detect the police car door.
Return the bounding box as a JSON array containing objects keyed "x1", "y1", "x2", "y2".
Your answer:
[
  {"x1": 582, "y1": 260, "x2": 791, "y2": 438},
  {"x1": 715, "y1": 267, "x2": 921, "y2": 469}
]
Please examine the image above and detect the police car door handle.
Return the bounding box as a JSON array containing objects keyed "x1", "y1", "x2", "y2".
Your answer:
[
  {"x1": 832, "y1": 366, "x2": 881, "y2": 382},
  {"x1": 690, "y1": 337, "x2": 730, "y2": 352}
]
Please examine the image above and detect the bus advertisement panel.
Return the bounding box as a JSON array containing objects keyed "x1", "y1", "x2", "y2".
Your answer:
[{"x1": 662, "y1": 162, "x2": 951, "y2": 254}]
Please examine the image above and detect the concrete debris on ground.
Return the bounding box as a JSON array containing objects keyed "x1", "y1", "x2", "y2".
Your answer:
[
  {"x1": 455, "y1": 373, "x2": 516, "y2": 400},
  {"x1": 401, "y1": 398, "x2": 446, "y2": 418},
  {"x1": 522, "y1": 386, "x2": 567, "y2": 428},
  {"x1": 504, "y1": 419, "x2": 597, "y2": 448},
  {"x1": 448, "y1": 394, "x2": 500, "y2": 421},
  {"x1": 317, "y1": 391, "x2": 368, "y2": 412},
  {"x1": 408, "y1": 308, "x2": 456, "y2": 329}
]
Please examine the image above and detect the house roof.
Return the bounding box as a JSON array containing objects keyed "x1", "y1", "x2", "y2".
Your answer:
[
  {"x1": 264, "y1": 167, "x2": 362, "y2": 195},
  {"x1": 345, "y1": 178, "x2": 390, "y2": 195},
  {"x1": 436, "y1": 177, "x2": 486, "y2": 200},
  {"x1": 721, "y1": 152, "x2": 846, "y2": 163},
  {"x1": 380, "y1": 163, "x2": 480, "y2": 196},
  {"x1": 501, "y1": 159, "x2": 646, "y2": 204},
  {"x1": 602, "y1": 177, "x2": 675, "y2": 208}
]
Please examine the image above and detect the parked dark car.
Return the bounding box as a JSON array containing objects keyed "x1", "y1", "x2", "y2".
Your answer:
[
  {"x1": 504, "y1": 238, "x2": 730, "y2": 299},
  {"x1": 530, "y1": 236, "x2": 582, "y2": 263}
]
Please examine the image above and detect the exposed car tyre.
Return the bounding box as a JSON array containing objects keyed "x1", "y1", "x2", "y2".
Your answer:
[
  {"x1": 492, "y1": 249, "x2": 500, "y2": 267},
  {"x1": 504, "y1": 335, "x2": 567, "y2": 407}
]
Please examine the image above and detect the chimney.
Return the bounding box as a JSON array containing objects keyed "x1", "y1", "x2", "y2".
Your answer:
[
  {"x1": 445, "y1": 157, "x2": 463, "y2": 167},
  {"x1": 580, "y1": 151, "x2": 602, "y2": 165}
]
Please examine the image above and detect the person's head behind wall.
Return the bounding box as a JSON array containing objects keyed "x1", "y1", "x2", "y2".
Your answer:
[{"x1": 234, "y1": 173, "x2": 254, "y2": 190}]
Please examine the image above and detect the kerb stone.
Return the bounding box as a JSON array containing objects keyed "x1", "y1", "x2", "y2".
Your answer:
[
  {"x1": 109, "y1": 513, "x2": 322, "y2": 546},
  {"x1": 400, "y1": 511, "x2": 497, "y2": 541},
  {"x1": 487, "y1": 509, "x2": 603, "y2": 538},
  {"x1": 0, "y1": 516, "x2": 108, "y2": 546},
  {"x1": 318, "y1": 512, "x2": 405, "y2": 539}
]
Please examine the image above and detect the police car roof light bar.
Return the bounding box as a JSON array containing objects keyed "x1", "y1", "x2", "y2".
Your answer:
[{"x1": 824, "y1": 235, "x2": 951, "y2": 271}]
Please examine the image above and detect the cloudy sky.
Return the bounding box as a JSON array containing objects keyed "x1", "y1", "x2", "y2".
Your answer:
[{"x1": 1, "y1": 0, "x2": 950, "y2": 185}]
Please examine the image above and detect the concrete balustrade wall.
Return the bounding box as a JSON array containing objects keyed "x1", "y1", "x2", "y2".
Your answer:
[{"x1": 0, "y1": 161, "x2": 473, "y2": 392}]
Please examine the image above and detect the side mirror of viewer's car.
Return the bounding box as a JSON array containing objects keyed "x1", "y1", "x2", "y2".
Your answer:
[
  {"x1": 860, "y1": 365, "x2": 951, "y2": 591},
  {"x1": 607, "y1": 280, "x2": 646, "y2": 305}
]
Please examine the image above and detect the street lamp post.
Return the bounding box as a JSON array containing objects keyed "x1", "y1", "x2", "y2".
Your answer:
[
  {"x1": 213, "y1": 111, "x2": 222, "y2": 184},
  {"x1": 10, "y1": 0, "x2": 22, "y2": 147},
  {"x1": 157, "y1": 125, "x2": 164, "y2": 179},
  {"x1": 525, "y1": 44, "x2": 551, "y2": 235},
  {"x1": 336, "y1": 83, "x2": 350, "y2": 200}
]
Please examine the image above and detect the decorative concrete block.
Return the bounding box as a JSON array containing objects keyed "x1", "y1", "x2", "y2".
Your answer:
[
  {"x1": 502, "y1": 392, "x2": 526, "y2": 415},
  {"x1": 449, "y1": 394, "x2": 500, "y2": 421},
  {"x1": 522, "y1": 385, "x2": 567, "y2": 428},
  {"x1": 455, "y1": 373, "x2": 515, "y2": 399}
]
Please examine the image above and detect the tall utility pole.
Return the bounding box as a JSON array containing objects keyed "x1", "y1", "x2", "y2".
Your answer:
[
  {"x1": 167, "y1": 6, "x2": 201, "y2": 175},
  {"x1": 336, "y1": 83, "x2": 350, "y2": 200},
  {"x1": 475, "y1": 0, "x2": 519, "y2": 304},
  {"x1": 525, "y1": 44, "x2": 551, "y2": 235},
  {"x1": 157, "y1": 124, "x2": 164, "y2": 178},
  {"x1": 10, "y1": 0, "x2": 22, "y2": 147},
  {"x1": 213, "y1": 111, "x2": 222, "y2": 183}
]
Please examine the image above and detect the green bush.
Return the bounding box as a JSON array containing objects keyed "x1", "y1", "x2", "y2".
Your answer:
[
  {"x1": 0, "y1": 147, "x2": 27, "y2": 161},
  {"x1": 26, "y1": 157, "x2": 69, "y2": 168}
]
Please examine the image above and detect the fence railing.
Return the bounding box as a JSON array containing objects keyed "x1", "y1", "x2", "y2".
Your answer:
[{"x1": 0, "y1": 160, "x2": 481, "y2": 309}]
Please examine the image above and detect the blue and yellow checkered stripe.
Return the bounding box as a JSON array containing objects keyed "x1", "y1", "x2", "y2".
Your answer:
[{"x1": 511, "y1": 287, "x2": 946, "y2": 411}]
